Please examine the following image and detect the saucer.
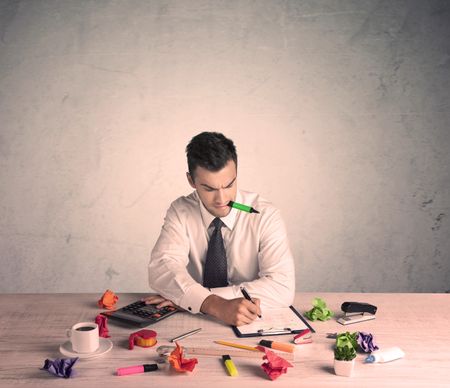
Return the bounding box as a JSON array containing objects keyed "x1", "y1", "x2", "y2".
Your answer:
[{"x1": 59, "y1": 338, "x2": 113, "y2": 359}]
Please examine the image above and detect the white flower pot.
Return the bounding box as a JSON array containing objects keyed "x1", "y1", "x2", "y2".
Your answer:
[{"x1": 334, "y1": 358, "x2": 355, "y2": 377}]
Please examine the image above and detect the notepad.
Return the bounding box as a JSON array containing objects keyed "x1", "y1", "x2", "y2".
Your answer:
[{"x1": 232, "y1": 306, "x2": 315, "y2": 337}]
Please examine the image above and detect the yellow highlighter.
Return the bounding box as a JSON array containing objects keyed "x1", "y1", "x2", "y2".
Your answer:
[{"x1": 222, "y1": 355, "x2": 238, "y2": 377}]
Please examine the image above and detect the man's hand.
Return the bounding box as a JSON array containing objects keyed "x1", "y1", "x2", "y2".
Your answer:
[
  {"x1": 200, "y1": 294, "x2": 261, "y2": 326},
  {"x1": 142, "y1": 295, "x2": 179, "y2": 309}
]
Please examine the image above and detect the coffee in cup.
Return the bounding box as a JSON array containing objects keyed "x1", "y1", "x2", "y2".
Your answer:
[
  {"x1": 76, "y1": 326, "x2": 96, "y2": 332},
  {"x1": 67, "y1": 322, "x2": 99, "y2": 353}
]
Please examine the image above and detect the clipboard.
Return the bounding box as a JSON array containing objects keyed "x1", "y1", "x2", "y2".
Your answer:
[{"x1": 232, "y1": 305, "x2": 315, "y2": 338}]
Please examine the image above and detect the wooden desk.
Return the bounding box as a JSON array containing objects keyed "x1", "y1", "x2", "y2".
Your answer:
[{"x1": 0, "y1": 292, "x2": 449, "y2": 387}]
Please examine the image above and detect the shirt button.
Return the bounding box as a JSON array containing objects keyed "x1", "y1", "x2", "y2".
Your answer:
[{"x1": 188, "y1": 307, "x2": 192, "y2": 311}]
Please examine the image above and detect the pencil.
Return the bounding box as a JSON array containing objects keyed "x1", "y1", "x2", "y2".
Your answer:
[{"x1": 214, "y1": 340, "x2": 260, "y2": 352}]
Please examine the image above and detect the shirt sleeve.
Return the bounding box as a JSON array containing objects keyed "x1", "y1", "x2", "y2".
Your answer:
[
  {"x1": 210, "y1": 208, "x2": 296, "y2": 309},
  {"x1": 148, "y1": 202, "x2": 212, "y2": 314}
]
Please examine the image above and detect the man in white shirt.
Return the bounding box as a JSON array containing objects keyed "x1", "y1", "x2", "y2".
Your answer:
[{"x1": 146, "y1": 132, "x2": 295, "y2": 326}]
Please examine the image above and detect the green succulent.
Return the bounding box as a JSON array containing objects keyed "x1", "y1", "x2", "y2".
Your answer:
[
  {"x1": 334, "y1": 331, "x2": 358, "y2": 361},
  {"x1": 334, "y1": 345, "x2": 356, "y2": 361},
  {"x1": 336, "y1": 331, "x2": 358, "y2": 350}
]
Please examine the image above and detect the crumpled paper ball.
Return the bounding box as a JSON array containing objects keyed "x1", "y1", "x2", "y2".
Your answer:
[
  {"x1": 167, "y1": 342, "x2": 198, "y2": 372},
  {"x1": 357, "y1": 331, "x2": 379, "y2": 353},
  {"x1": 97, "y1": 289, "x2": 118, "y2": 310},
  {"x1": 257, "y1": 346, "x2": 293, "y2": 380},
  {"x1": 41, "y1": 357, "x2": 78, "y2": 378},
  {"x1": 95, "y1": 314, "x2": 110, "y2": 338}
]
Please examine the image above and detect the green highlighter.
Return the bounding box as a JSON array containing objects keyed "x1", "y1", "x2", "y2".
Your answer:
[{"x1": 227, "y1": 201, "x2": 260, "y2": 214}]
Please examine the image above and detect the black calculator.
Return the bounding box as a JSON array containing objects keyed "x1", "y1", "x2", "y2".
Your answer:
[{"x1": 101, "y1": 300, "x2": 179, "y2": 328}]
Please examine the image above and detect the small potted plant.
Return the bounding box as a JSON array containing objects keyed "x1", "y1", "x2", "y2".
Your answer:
[{"x1": 334, "y1": 332, "x2": 357, "y2": 377}]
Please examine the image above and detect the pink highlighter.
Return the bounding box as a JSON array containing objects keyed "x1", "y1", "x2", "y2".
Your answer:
[{"x1": 117, "y1": 364, "x2": 158, "y2": 376}]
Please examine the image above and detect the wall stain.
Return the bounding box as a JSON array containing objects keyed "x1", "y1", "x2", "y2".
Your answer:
[
  {"x1": 402, "y1": 255, "x2": 415, "y2": 286},
  {"x1": 421, "y1": 198, "x2": 433, "y2": 208},
  {"x1": 432, "y1": 213, "x2": 445, "y2": 231},
  {"x1": 105, "y1": 266, "x2": 119, "y2": 281},
  {"x1": 80, "y1": 62, "x2": 135, "y2": 76}
]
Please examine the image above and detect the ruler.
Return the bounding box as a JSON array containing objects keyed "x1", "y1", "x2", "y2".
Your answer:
[{"x1": 157, "y1": 345, "x2": 295, "y2": 362}]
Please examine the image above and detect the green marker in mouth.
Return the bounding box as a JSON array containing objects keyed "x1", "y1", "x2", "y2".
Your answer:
[{"x1": 227, "y1": 201, "x2": 260, "y2": 214}]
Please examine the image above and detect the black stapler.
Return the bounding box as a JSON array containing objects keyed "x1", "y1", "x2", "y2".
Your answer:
[{"x1": 337, "y1": 302, "x2": 377, "y2": 325}]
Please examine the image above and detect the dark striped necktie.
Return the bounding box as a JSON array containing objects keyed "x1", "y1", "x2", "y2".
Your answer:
[{"x1": 203, "y1": 217, "x2": 228, "y2": 288}]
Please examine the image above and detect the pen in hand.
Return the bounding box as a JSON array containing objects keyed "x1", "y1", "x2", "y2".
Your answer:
[{"x1": 240, "y1": 287, "x2": 262, "y2": 318}]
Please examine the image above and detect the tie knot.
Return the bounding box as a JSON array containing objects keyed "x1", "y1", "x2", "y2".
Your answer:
[{"x1": 212, "y1": 218, "x2": 224, "y2": 229}]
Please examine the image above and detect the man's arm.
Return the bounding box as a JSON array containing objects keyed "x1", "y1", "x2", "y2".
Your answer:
[
  {"x1": 148, "y1": 203, "x2": 212, "y2": 314},
  {"x1": 144, "y1": 292, "x2": 261, "y2": 326}
]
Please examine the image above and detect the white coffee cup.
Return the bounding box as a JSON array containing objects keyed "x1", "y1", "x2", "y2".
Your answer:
[{"x1": 66, "y1": 322, "x2": 99, "y2": 353}]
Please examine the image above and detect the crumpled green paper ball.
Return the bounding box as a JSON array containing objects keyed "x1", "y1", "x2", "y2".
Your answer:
[{"x1": 305, "y1": 297, "x2": 334, "y2": 321}]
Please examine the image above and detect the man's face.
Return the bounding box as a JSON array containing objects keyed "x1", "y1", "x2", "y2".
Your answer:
[{"x1": 187, "y1": 160, "x2": 237, "y2": 218}]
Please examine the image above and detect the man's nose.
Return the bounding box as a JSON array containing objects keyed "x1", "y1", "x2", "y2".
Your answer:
[{"x1": 215, "y1": 189, "x2": 226, "y2": 203}]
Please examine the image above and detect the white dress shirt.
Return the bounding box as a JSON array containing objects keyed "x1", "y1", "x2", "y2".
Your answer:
[{"x1": 148, "y1": 189, "x2": 295, "y2": 314}]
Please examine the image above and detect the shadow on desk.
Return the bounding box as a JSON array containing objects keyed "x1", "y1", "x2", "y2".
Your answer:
[{"x1": 319, "y1": 365, "x2": 334, "y2": 375}]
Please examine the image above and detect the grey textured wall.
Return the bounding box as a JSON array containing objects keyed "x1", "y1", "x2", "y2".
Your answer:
[{"x1": 1, "y1": 0, "x2": 449, "y2": 293}]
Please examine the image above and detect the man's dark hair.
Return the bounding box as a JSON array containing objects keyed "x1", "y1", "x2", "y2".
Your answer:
[{"x1": 186, "y1": 132, "x2": 238, "y2": 179}]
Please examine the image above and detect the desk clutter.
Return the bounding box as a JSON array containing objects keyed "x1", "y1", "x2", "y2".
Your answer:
[{"x1": 41, "y1": 292, "x2": 404, "y2": 380}]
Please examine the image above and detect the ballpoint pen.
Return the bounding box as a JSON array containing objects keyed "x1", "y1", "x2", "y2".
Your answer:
[
  {"x1": 240, "y1": 287, "x2": 262, "y2": 318},
  {"x1": 170, "y1": 328, "x2": 202, "y2": 342}
]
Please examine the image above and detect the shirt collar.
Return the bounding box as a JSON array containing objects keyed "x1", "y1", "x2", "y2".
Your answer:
[{"x1": 197, "y1": 190, "x2": 242, "y2": 231}]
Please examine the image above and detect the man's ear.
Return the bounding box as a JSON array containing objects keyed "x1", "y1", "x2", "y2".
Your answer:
[{"x1": 187, "y1": 172, "x2": 195, "y2": 188}]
